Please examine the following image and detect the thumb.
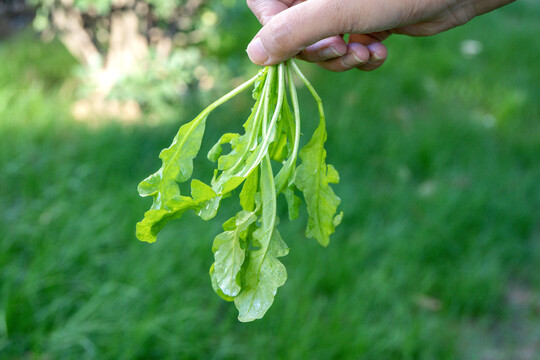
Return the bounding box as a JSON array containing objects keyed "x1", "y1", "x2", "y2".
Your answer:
[
  {"x1": 246, "y1": 0, "x2": 355, "y2": 65},
  {"x1": 247, "y1": 0, "x2": 352, "y2": 65},
  {"x1": 246, "y1": 0, "x2": 411, "y2": 66}
]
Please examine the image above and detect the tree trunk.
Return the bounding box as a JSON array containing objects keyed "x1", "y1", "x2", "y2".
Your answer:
[
  {"x1": 51, "y1": 6, "x2": 100, "y2": 66},
  {"x1": 57, "y1": 4, "x2": 149, "y2": 122}
]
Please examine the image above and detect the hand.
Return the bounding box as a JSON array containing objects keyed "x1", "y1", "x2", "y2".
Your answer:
[{"x1": 246, "y1": 0, "x2": 515, "y2": 72}]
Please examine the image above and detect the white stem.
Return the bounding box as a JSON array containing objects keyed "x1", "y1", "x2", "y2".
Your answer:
[
  {"x1": 239, "y1": 64, "x2": 286, "y2": 177},
  {"x1": 287, "y1": 61, "x2": 301, "y2": 170},
  {"x1": 273, "y1": 61, "x2": 302, "y2": 193},
  {"x1": 226, "y1": 67, "x2": 270, "y2": 176},
  {"x1": 290, "y1": 59, "x2": 325, "y2": 127}
]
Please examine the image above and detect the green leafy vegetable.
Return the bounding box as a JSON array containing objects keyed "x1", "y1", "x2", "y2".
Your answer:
[{"x1": 137, "y1": 60, "x2": 342, "y2": 321}]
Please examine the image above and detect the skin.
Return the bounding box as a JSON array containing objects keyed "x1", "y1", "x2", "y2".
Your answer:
[{"x1": 246, "y1": 0, "x2": 516, "y2": 72}]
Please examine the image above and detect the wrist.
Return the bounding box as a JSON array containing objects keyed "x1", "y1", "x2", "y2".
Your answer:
[{"x1": 468, "y1": 0, "x2": 516, "y2": 17}]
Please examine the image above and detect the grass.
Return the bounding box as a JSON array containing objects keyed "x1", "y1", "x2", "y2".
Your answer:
[{"x1": 1, "y1": 2, "x2": 539, "y2": 359}]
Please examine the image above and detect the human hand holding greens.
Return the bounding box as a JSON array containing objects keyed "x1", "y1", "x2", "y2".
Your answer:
[{"x1": 246, "y1": 0, "x2": 515, "y2": 72}]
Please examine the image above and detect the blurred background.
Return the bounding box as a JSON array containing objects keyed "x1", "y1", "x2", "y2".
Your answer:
[{"x1": 1, "y1": 0, "x2": 539, "y2": 358}]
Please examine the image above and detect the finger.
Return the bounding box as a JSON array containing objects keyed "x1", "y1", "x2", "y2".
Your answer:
[
  {"x1": 246, "y1": 0, "x2": 407, "y2": 65},
  {"x1": 246, "y1": 0, "x2": 299, "y2": 25},
  {"x1": 348, "y1": 31, "x2": 392, "y2": 44},
  {"x1": 355, "y1": 42, "x2": 388, "y2": 71},
  {"x1": 247, "y1": 0, "x2": 355, "y2": 65},
  {"x1": 296, "y1": 36, "x2": 347, "y2": 63},
  {"x1": 316, "y1": 42, "x2": 370, "y2": 72},
  {"x1": 345, "y1": 33, "x2": 388, "y2": 71}
]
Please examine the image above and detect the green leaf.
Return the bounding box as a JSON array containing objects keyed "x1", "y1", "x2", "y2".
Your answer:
[
  {"x1": 212, "y1": 210, "x2": 257, "y2": 297},
  {"x1": 234, "y1": 156, "x2": 288, "y2": 322},
  {"x1": 209, "y1": 264, "x2": 234, "y2": 302},
  {"x1": 138, "y1": 116, "x2": 206, "y2": 210},
  {"x1": 207, "y1": 133, "x2": 239, "y2": 162},
  {"x1": 239, "y1": 168, "x2": 258, "y2": 212},
  {"x1": 188, "y1": 179, "x2": 216, "y2": 200},
  {"x1": 197, "y1": 176, "x2": 244, "y2": 221},
  {"x1": 136, "y1": 207, "x2": 184, "y2": 244},
  {"x1": 234, "y1": 227, "x2": 288, "y2": 322},
  {"x1": 252, "y1": 67, "x2": 268, "y2": 100},
  {"x1": 137, "y1": 70, "x2": 261, "y2": 243},
  {"x1": 284, "y1": 187, "x2": 301, "y2": 220},
  {"x1": 136, "y1": 180, "x2": 216, "y2": 243},
  {"x1": 295, "y1": 122, "x2": 341, "y2": 247},
  {"x1": 136, "y1": 61, "x2": 342, "y2": 321}
]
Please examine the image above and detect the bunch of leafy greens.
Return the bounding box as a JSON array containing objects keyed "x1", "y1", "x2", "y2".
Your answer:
[{"x1": 136, "y1": 60, "x2": 342, "y2": 322}]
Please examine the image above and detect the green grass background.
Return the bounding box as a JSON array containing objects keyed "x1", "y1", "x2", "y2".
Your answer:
[{"x1": 1, "y1": 1, "x2": 539, "y2": 359}]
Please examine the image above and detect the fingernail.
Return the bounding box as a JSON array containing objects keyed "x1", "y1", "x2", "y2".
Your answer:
[
  {"x1": 367, "y1": 44, "x2": 385, "y2": 62},
  {"x1": 247, "y1": 38, "x2": 269, "y2": 65},
  {"x1": 372, "y1": 52, "x2": 384, "y2": 62},
  {"x1": 342, "y1": 53, "x2": 365, "y2": 68},
  {"x1": 319, "y1": 46, "x2": 342, "y2": 60}
]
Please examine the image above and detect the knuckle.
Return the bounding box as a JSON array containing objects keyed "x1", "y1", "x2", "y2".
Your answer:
[
  {"x1": 246, "y1": 0, "x2": 257, "y2": 9},
  {"x1": 263, "y1": 17, "x2": 297, "y2": 55},
  {"x1": 447, "y1": 6, "x2": 473, "y2": 28},
  {"x1": 246, "y1": 0, "x2": 264, "y2": 22}
]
